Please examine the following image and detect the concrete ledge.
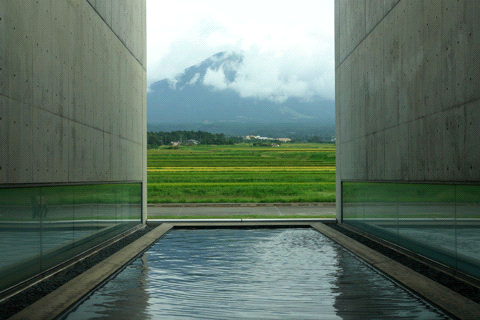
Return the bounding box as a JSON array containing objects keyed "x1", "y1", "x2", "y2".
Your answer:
[
  {"x1": 148, "y1": 202, "x2": 335, "y2": 207},
  {"x1": 9, "y1": 224, "x2": 173, "y2": 320},
  {"x1": 311, "y1": 223, "x2": 480, "y2": 320},
  {"x1": 148, "y1": 218, "x2": 336, "y2": 226}
]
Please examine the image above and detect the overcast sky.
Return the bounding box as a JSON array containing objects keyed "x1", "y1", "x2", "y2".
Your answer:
[{"x1": 146, "y1": 1, "x2": 334, "y2": 102}]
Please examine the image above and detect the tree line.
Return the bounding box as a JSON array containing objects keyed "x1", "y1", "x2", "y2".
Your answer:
[{"x1": 147, "y1": 130, "x2": 243, "y2": 148}]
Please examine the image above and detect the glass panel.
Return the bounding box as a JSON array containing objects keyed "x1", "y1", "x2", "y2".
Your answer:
[
  {"x1": 455, "y1": 185, "x2": 480, "y2": 278},
  {"x1": 342, "y1": 182, "x2": 480, "y2": 280},
  {"x1": 41, "y1": 185, "x2": 75, "y2": 271},
  {"x1": 397, "y1": 183, "x2": 455, "y2": 267},
  {"x1": 342, "y1": 182, "x2": 366, "y2": 227},
  {"x1": 120, "y1": 184, "x2": 129, "y2": 224},
  {"x1": 127, "y1": 183, "x2": 142, "y2": 226},
  {"x1": 362, "y1": 183, "x2": 398, "y2": 245},
  {"x1": 0, "y1": 182, "x2": 142, "y2": 293},
  {"x1": 97, "y1": 184, "x2": 119, "y2": 230},
  {"x1": 0, "y1": 187, "x2": 42, "y2": 291}
]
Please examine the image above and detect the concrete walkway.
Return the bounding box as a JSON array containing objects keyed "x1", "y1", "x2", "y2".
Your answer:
[{"x1": 147, "y1": 203, "x2": 336, "y2": 217}]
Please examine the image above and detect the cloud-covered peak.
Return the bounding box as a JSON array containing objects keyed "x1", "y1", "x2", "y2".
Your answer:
[
  {"x1": 147, "y1": 52, "x2": 335, "y2": 125},
  {"x1": 165, "y1": 51, "x2": 242, "y2": 90},
  {"x1": 158, "y1": 50, "x2": 333, "y2": 104},
  {"x1": 147, "y1": 1, "x2": 334, "y2": 102}
]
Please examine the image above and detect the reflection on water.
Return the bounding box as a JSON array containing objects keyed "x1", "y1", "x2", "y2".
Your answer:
[{"x1": 63, "y1": 229, "x2": 449, "y2": 319}]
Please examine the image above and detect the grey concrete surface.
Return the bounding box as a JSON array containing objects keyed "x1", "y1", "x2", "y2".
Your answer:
[
  {"x1": 0, "y1": 0, "x2": 147, "y2": 293},
  {"x1": 335, "y1": 0, "x2": 480, "y2": 281},
  {"x1": 335, "y1": 0, "x2": 480, "y2": 219},
  {"x1": 0, "y1": 0, "x2": 146, "y2": 194},
  {"x1": 147, "y1": 203, "x2": 336, "y2": 217}
]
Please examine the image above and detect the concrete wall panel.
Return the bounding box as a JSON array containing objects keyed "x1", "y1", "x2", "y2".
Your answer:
[
  {"x1": 350, "y1": 49, "x2": 364, "y2": 142},
  {"x1": 420, "y1": 0, "x2": 442, "y2": 116},
  {"x1": 382, "y1": 9, "x2": 400, "y2": 129},
  {"x1": 384, "y1": 125, "x2": 401, "y2": 180},
  {"x1": 366, "y1": 0, "x2": 384, "y2": 32},
  {"x1": 336, "y1": 0, "x2": 480, "y2": 189},
  {"x1": 0, "y1": 2, "x2": 5, "y2": 95},
  {"x1": 0, "y1": 96, "x2": 7, "y2": 182},
  {"x1": 0, "y1": 0, "x2": 145, "y2": 186},
  {"x1": 336, "y1": 0, "x2": 480, "y2": 219},
  {"x1": 6, "y1": 100, "x2": 30, "y2": 183},
  {"x1": 464, "y1": 100, "x2": 480, "y2": 182},
  {"x1": 369, "y1": 24, "x2": 385, "y2": 134},
  {"x1": 56, "y1": 117, "x2": 70, "y2": 182},
  {"x1": 88, "y1": 0, "x2": 146, "y2": 67},
  {"x1": 407, "y1": 118, "x2": 426, "y2": 181},
  {"x1": 103, "y1": 132, "x2": 113, "y2": 181},
  {"x1": 440, "y1": 0, "x2": 480, "y2": 109},
  {"x1": 31, "y1": 0, "x2": 53, "y2": 111},
  {"x1": 31, "y1": 107, "x2": 51, "y2": 183},
  {"x1": 443, "y1": 106, "x2": 466, "y2": 181},
  {"x1": 353, "y1": 136, "x2": 367, "y2": 181},
  {"x1": 5, "y1": 5, "x2": 33, "y2": 105},
  {"x1": 334, "y1": 0, "x2": 341, "y2": 72},
  {"x1": 0, "y1": 0, "x2": 146, "y2": 292},
  {"x1": 384, "y1": 0, "x2": 399, "y2": 14}
]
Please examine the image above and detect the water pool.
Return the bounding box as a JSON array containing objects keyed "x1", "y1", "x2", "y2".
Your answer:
[{"x1": 62, "y1": 228, "x2": 449, "y2": 319}]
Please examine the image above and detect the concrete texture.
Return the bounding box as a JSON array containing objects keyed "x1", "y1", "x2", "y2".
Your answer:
[
  {"x1": 147, "y1": 219, "x2": 335, "y2": 227},
  {"x1": 0, "y1": 0, "x2": 146, "y2": 200},
  {"x1": 335, "y1": 0, "x2": 480, "y2": 219},
  {"x1": 147, "y1": 203, "x2": 336, "y2": 218},
  {"x1": 0, "y1": 0, "x2": 147, "y2": 294}
]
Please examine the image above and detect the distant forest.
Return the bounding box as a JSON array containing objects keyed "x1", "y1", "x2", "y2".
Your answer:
[
  {"x1": 147, "y1": 130, "x2": 243, "y2": 148},
  {"x1": 147, "y1": 130, "x2": 334, "y2": 148}
]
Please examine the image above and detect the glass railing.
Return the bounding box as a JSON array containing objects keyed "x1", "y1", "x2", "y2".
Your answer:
[
  {"x1": 342, "y1": 181, "x2": 480, "y2": 279},
  {"x1": 0, "y1": 182, "x2": 142, "y2": 293}
]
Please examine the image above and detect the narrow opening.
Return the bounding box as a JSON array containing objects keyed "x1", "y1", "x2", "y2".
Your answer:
[{"x1": 146, "y1": 1, "x2": 335, "y2": 220}]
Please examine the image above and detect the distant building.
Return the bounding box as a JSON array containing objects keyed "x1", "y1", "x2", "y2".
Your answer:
[
  {"x1": 185, "y1": 139, "x2": 200, "y2": 146},
  {"x1": 246, "y1": 135, "x2": 290, "y2": 142}
]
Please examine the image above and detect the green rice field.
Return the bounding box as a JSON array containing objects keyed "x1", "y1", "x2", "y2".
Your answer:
[{"x1": 147, "y1": 143, "x2": 336, "y2": 203}]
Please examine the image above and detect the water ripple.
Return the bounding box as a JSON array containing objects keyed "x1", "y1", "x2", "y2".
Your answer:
[{"x1": 63, "y1": 228, "x2": 450, "y2": 319}]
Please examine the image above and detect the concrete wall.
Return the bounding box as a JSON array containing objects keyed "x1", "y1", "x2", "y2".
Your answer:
[
  {"x1": 0, "y1": 0, "x2": 147, "y2": 220},
  {"x1": 335, "y1": 0, "x2": 480, "y2": 219}
]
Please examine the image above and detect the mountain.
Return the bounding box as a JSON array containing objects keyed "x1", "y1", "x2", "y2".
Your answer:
[{"x1": 147, "y1": 52, "x2": 335, "y2": 137}]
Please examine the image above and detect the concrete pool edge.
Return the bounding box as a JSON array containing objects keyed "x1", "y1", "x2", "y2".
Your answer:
[
  {"x1": 8, "y1": 224, "x2": 174, "y2": 320},
  {"x1": 8, "y1": 221, "x2": 480, "y2": 319},
  {"x1": 147, "y1": 218, "x2": 336, "y2": 227},
  {"x1": 311, "y1": 223, "x2": 480, "y2": 320}
]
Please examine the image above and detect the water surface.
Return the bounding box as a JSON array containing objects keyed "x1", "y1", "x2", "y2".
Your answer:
[{"x1": 63, "y1": 228, "x2": 449, "y2": 319}]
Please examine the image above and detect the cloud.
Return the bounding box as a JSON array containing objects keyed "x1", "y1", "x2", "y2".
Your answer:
[
  {"x1": 203, "y1": 68, "x2": 229, "y2": 90},
  {"x1": 147, "y1": 0, "x2": 334, "y2": 101},
  {"x1": 188, "y1": 73, "x2": 201, "y2": 85}
]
